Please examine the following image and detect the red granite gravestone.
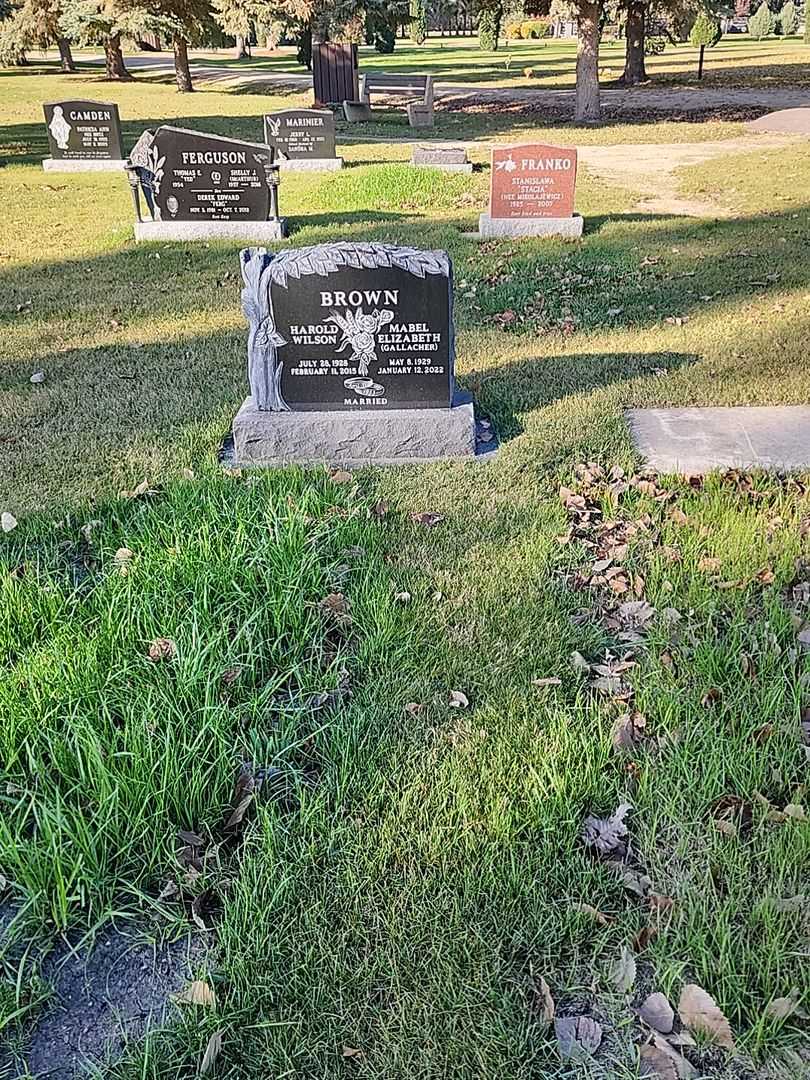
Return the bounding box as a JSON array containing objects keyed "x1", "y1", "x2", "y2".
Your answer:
[
  {"x1": 489, "y1": 143, "x2": 577, "y2": 219},
  {"x1": 480, "y1": 143, "x2": 582, "y2": 238}
]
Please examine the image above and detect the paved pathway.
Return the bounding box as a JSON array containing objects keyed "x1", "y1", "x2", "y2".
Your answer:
[{"x1": 82, "y1": 53, "x2": 810, "y2": 116}]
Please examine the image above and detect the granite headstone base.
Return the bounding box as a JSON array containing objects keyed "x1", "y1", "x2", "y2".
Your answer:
[
  {"x1": 232, "y1": 390, "x2": 477, "y2": 467},
  {"x1": 411, "y1": 145, "x2": 472, "y2": 174},
  {"x1": 43, "y1": 158, "x2": 125, "y2": 172},
  {"x1": 479, "y1": 213, "x2": 583, "y2": 239},
  {"x1": 134, "y1": 219, "x2": 288, "y2": 243},
  {"x1": 278, "y1": 158, "x2": 343, "y2": 172}
]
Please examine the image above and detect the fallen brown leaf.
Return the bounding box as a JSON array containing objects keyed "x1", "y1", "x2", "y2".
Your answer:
[
  {"x1": 640, "y1": 991, "x2": 675, "y2": 1034},
  {"x1": 534, "y1": 975, "x2": 555, "y2": 1024},
  {"x1": 610, "y1": 945, "x2": 636, "y2": 993},
  {"x1": 570, "y1": 901, "x2": 613, "y2": 926},
  {"x1": 448, "y1": 690, "x2": 470, "y2": 709},
  {"x1": 582, "y1": 802, "x2": 631, "y2": 858},
  {"x1": 678, "y1": 983, "x2": 735, "y2": 1050},
  {"x1": 639, "y1": 1044, "x2": 678, "y2": 1080},
  {"x1": 555, "y1": 1015, "x2": 602, "y2": 1060},
  {"x1": 148, "y1": 637, "x2": 176, "y2": 662},
  {"x1": 175, "y1": 980, "x2": 216, "y2": 1007},
  {"x1": 410, "y1": 511, "x2": 444, "y2": 527}
]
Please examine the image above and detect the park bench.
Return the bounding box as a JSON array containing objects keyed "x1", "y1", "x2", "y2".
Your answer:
[{"x1": 355, "y1": 73, "x2": 434, "y2": 128}]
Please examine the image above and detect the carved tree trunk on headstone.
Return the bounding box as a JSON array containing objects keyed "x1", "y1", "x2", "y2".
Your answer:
[
  {"x1": 58, "y1": 37, "x2": 76, "y2": 73},
  {"x1": 104, "y1": 34, "x2": 131, "y2": 80},
  {"x1": 574, "y1": 0, "x2": 602, "y2": 123},
  {"x1": 173, "y1": 35, "x2": 194, "y2": 92},
  {"x1": 621, "y1": 0, "x2": 647, "y2": 84}
]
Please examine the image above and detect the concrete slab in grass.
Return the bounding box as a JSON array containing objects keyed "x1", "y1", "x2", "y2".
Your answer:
[
  {"x1": 746, "y1": 108, "x2": 810, "y2": 135},
  {"x1": 627, "y1": 406, "x2": 810, "y2": 474}
]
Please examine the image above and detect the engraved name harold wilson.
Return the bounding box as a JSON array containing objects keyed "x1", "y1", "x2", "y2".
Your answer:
[{"x1": 239, "y1": 242, "x2": 455, "y2": 412}]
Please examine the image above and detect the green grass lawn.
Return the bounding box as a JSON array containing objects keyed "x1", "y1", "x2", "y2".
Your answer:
[{"x1": 1, "y1": 70, "x2": 810, "y2": 1079}]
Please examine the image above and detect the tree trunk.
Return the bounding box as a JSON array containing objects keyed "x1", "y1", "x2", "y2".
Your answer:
[
  {"x1": 173, "y1": 35, "x2": 194, "y2": 91},
  {"x1": 235, "y1": 34, "x2": 248, "y2": 59},
  {"x1": 575, "y1": 0, "x2": 602, "y2": 122},
  {"x1": 104, "y1": 33, "x2": 131, "y2": 80},
  {"x1": 621, "y1": 0, "x2": 647, "y2": 83},
  {"x1": 58, "y1": 37, "x2": 75, "y2": 72},
  {"x1": 698, "y1": 43, "x2": 705, "y2": 78}
]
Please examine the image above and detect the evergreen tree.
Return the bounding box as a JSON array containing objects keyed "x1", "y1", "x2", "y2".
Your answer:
[
  {"x1": 478, "y1": 0, "x2": 502, "y2": 48},
  {"x1": 689, "y1": 7, "x2": 719, "y2": 75},
  {"x1": 747, "y1": 0, "x2": 773, "y2": 37},
  {"x1": 409, "y1": 0, "x2": 427, "y2": 42},
  {"x1": 1, "y1": 0, "x2": 74, "y2": 68},
  {"x1": 779, "y1": 0, "x2": 797, "y2": 33},
  {"x1": 59, "y1": 0, "x2": 146, "y2": 79}
]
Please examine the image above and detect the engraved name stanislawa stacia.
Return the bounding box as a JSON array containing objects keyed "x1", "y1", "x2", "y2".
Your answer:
[{"x1": 240, "y1": 243, "x2": 455, "y2": 412}]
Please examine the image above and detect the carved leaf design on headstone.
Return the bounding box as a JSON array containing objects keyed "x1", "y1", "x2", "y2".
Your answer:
[{"x1": 254, "y1": 318, "x2": 286, "y2": 348}]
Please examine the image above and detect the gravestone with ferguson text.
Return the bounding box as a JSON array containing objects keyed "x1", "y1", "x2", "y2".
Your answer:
[
  {"x1": 479, "y1": 143, "x2": 583, "y2": 239},
  {"x1": 42, "y1": 100, "x2": 124, "y2": 172},
  {"x1": 126, "y1": 126, "x2": 286, "y2": 242},
  {"x1": 231, "y1": 242, "x2": 478, "y2": 465},
  {"x1": 263, "y1": 109, "x2": 343, "y2": 171}
]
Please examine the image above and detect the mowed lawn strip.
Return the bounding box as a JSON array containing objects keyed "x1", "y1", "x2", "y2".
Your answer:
[{"x1": 1, "y1": 72, "x2": 809, "y2": 1078}]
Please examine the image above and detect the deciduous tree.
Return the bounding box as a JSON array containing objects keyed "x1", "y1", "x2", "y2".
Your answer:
[
  {"x1": 688, "y1": 6, "x2": 719, "y2": 75},
  {"x1": 575, "y1": 0, "x2": 602, "y2": 121}
]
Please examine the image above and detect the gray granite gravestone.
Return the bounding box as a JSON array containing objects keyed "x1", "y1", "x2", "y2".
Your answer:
[
  {"x1": 411, "y1": 144, "x2": 472, "y2": 174},
  {"x1": 263, "y1": 109, "x2": 343, "y2": 171},
  {"x1": 126, "y1": 126, "x2": 286, "y2": 242},
  {"x1": 231, "y1": 242, "x2": 477, "y2": 466},
  {"x1": 42, "y1": 100, "x2": 124, "y2": 172}
]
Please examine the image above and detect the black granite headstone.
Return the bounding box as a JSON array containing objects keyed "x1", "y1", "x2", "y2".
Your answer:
[
  {"x1": 43, "y1": 100, "x2": 124, "y2": 160},
  {"x1": 263, "y1": 109, "x2": 336, "y2": 160},
  {"x1": 128, "y1": 126, "x2": 278, "y2": 222},
  {"x1": 240, "y1": 243, "x2": 454, "y2": 412}
]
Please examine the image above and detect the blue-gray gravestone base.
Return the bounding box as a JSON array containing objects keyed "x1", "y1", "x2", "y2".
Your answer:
[{"x1": 232, "y1": 242, "x2": 477, "y2": 466}]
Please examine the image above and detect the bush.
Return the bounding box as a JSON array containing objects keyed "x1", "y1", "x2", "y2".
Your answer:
[
  {"x1": 778, "y1": 0, "x2": 798, "y2": 34},
  {"x1": 505, "y1": 20, "x2": 523, "y2": 39},
  {"x1": 374, "y1": 24, "x2": 395, "y2": 52},
  {"x1": 479, "y1": 7, "x2": 501, "y2": 50},
  {"x1": 747, "y1": 1, "x2": 774, "y2": 38},
  {"x1": 520, "y1": 17, "x2": 549, "y2": 37}
]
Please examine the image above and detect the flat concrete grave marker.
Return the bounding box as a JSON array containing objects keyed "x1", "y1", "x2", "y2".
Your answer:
[
  {"x1": 126, "y1": 126, "x2": 285, "y2": 242},
  {"x1": 263, "y1": 109, "x2": 343, "y2": 171},
  {"x1": 42, "y1": 100, "x2": 124, "y2": 171},
  {"x1": 232, "y1": 242, "x2": 477, "y2": 466},
  {"x1": 627, "y1": 407, "x2": 810, "y2": 474},
  {"x1": 411, "y1": 144, "x2": 472, "y2": 174},
  {"x1": 480, "y1": 143, "x2": 583, "y2": 239}
]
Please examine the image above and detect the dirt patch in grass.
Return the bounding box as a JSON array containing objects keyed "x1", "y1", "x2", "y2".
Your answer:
[{"x1": 1, "y1": 926, "x2": 210, "y2": 1078}]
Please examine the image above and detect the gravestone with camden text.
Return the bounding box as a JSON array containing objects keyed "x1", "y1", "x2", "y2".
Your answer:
[
  {"x1": 263, "y1": 109, "x2": 343, "y2": 171},
  {"x1": 42, "y1": 100, "x2": 124, "y2": 172},
  {"x1": 480, "y1": 143, "x2": 583, "y2": 239},
  {"x1": 231, "y1": 242, "x2": 477, "y2": 465},
  {"x1": 126, "y1": 125, "x2": 285, "y2": 242}
]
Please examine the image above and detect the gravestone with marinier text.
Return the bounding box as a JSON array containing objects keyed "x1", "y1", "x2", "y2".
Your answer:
[
  {"x1": 231, "y1": 242, "x2": 478, "y2": 465},
  {"x1": 479, "y1": 143, "x2": 583, "y2": 239},
  {"x1": 126, "y1": 126, "x2": 285, "y2": 242},
  {"x1": 42, "y1": 100, "x2": 124, "y2": 172},
  {"x1": 263, "y1": 109, "x2": 343, "y2": 171}
]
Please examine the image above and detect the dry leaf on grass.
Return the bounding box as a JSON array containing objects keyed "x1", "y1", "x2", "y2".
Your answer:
[
  {"x1": 1, "y1": 512, "x2": 18, "y2": 533},
  {"x1": 448, "y1": 690, "x2": 469, "y2": 708},
  {"x1": 114, "y1": 547, "x2": 134, "y2": 573},
  {"x1": 532, "y1": 676, "x2": 562, "y2": 688},
  {"x1": 534, "y1": 975, "x2": 555, "y2": 1024},
  {"x1": 200, "y1": 1030, "x2": 223, "y2": 1074},
  {"x1": 640, "y1": 992, "x2": 675, "y2": 1034},
  {"x1": 410, "y1": 511, "x2": 444, "y2": 527},
  {"x1": 639, "y1": 1044, "x2": 678, "y2": 1080},
  {"x1": 148, "y1": 637, "x2": 176, "y2": 662},
  {"x1": 649, "y1": 1033, "x2": 697, "y2": 1078},
  {"x1": 342, "y1": 1046, "x2": 363, "y2": 1058},
  {"x1": 610, "y1": 945, "x2": 636, "y2": 993},
  {"x1": 555, "y1": 1015, "x2": 602, "y2": 1060},
  {"x1": 764, "y1": 990, "x2": 806, "y2": 1021},
  {"x1": 571, "y1": 901, "x2": 613, "y2": 926},
  {"x1": 678, "y1": 983, "x2": 735, "y2": 1050},
  {"x1": 329, "y1": 469, "x2": 353, "y2": 484},
  {"x1": 613, "y1": 711, "x2": 646, "y2": 753},
  {"x1": 175, "y1": 980, "x2": 216, "y2": 1007},
  {"x1": 582, "y1": 802, "x2": 631, "y2": 858},
  {"x1": 403, "y1": 702, "x2": 424, "y2": 716},
  {"x1": 30, "y1": 370, "x2": 46, "y2": 384}
]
